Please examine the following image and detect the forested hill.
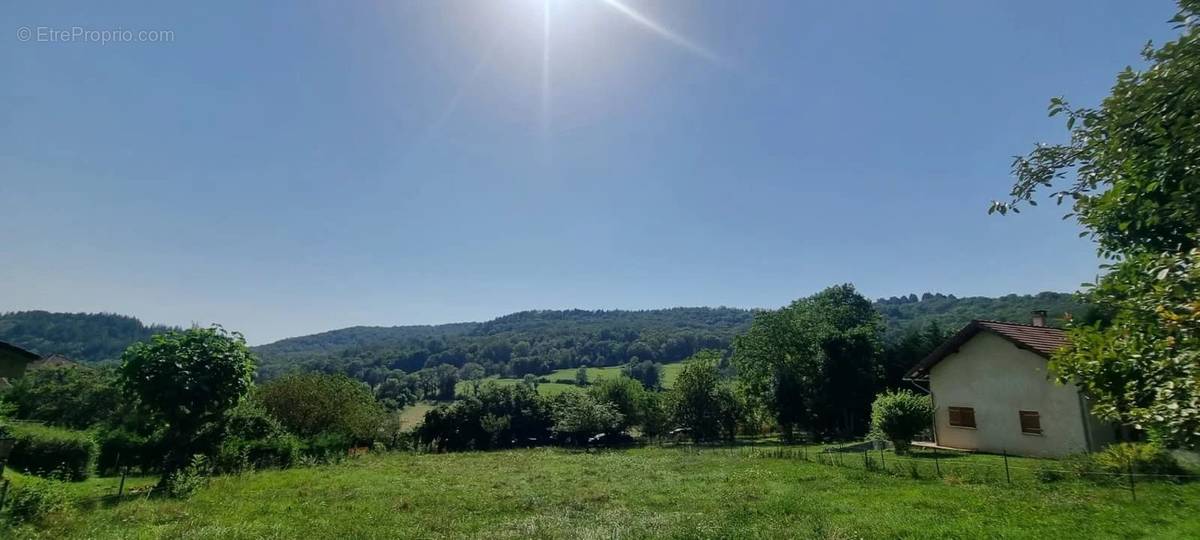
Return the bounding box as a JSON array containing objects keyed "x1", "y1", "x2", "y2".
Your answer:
[
  {"x1": 253, "y1": 308, "x2": 755, "y2": 382},
  {"x1": 876, "y1": 291, "x2": 1086, "y2": 339},
  {"x1": 0, "y1": 292, "x2": 1086, "y2": 375},
  {"x1": 0, "y1": 311, "x2": 175, "y2": 363}
]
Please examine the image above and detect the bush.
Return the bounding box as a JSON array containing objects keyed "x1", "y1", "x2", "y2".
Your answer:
[
  {"x1": 869, "y1": 390, "x2": 934, "y2": 455},
  {"x1": 5, "y1": 477, "x2": 68, "y2": 524},
  {"x1": 8, "y1": 423, "x2": 98, "y2": 481},
  {"x1": 1094, "y1": 443, "x2": 1185, "y2": 476},
  {"x1": 259, "y1": 374, "x2": 386, "y2": 444},
  {"x1": 214, "y1": 400, "x2": 301, "y2": 473},
  {"x1": 96, "y1": 427, "x2": 167, "y2": 475},
  {"x1": 550, "y1": 392, "x2": 622, "y2": 445},
  {"x1": 164, "y1": 455, "x2": 210, "y2": 498}
]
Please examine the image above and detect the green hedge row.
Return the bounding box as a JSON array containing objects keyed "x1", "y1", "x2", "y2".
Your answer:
[{"x1": 8, "y1": 423, "x2": 98, "y2": 481}]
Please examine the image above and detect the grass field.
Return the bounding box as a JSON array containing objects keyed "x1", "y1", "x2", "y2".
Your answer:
[
  {"x1": 456, "y1": 362, "x2": 688, "y2": 398},
  {"x1": 10, "y1": 445, "x2": 1199, "y2": 539}
]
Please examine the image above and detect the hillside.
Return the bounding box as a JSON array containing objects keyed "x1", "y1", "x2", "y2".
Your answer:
[
  {"x1": 0, "y1": 311, "x2": 174, "y2": 363},
  {"x1": 0, "y1": 291, "x2": 1087, "y2": 374},
  {"x1": 876, "y1": 291, "x2": 1088, "y2": 339}
]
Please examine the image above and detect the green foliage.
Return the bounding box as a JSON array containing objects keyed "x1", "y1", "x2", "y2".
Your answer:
[
  {"x1": 215, "y1": 400, "x2": 301, "y2": 473},
  {"x1": 8, "y1": 423, "x2": 98, "y2": 481},
  {"x1": 550, "y1": 391, "x2": 623, "y2": 444},
  {"x1": 163, "y1": 455, "x2": 211, "y2": 499},
  {"x1": 5, "y1": 476, "x2": 68, "y2": 524},
  {"x1": 259, "y1": 373, "x2": 385, "y2": 446},
  {"x1": 874, "y1": 292, "x2": 1086, "y2": 341},
  {"x1": 869, "y1": 390, "x2": 934, "y2": 454},
  {"x1": 254, "y1": 308, "x2": 755, "y2": 384},
  {"x1": 588, "y1": 376, "x2": 653, "y2": 432},
  {"x1": 1094, "y1": 443, "x2": 1186, "y2": 476},
  {"x1": 416, "y1": 381, "x2": 554, "y2": 451},
  {"x1": 0, "y1": 311, "x2": 174, "y2": 363},
  {"x1": 667, "y1": 352, "x2": 740, "y2": 442},
  {"x1": 2, "y1": 365, "x2": 122, "y2": 429},
  {"x1": 119, "y1": 325, "x2": 256, "y2": 477},
  {"x1": 733, "y1": 284, "x2": 882, "y2": 438},
  {"x1": 995, "y1": 1, "x2": 1200, "y2": 448},
  {"x1": 622, "y1": 359, "x2": 663, "y2": 390},
  {"x1": 95, "y1": 426, "x2": 166, "y2": 475},
  {"x1": 574, "y1": 366, "x2": 589, "y2": 386}
]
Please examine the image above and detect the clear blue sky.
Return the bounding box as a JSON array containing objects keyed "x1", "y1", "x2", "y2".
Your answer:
[{"x1": 1, "y1": 1, "x2": 1180, "y2": 344}]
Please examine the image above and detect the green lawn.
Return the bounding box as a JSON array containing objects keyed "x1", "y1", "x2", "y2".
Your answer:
[{"x1": 11, "y1": 445, "x2": 1199, "y2": 539}]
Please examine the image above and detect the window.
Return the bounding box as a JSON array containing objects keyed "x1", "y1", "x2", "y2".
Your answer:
[
  {"x1": 1019, "y1": 410, "x2": 1042, "y2": 435},
  {"x1": 947, "y1": 406, "x2": 976, "y2": 428}
]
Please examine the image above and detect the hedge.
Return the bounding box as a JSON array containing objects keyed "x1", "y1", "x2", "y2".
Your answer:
[{"x1": 8, "y1": 423, "x2": 98, "y2": 481}]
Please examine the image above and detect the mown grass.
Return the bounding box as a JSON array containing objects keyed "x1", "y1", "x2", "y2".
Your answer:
[{"x1": 10, "y1": 445, "x2": 1199, "y2": 539}]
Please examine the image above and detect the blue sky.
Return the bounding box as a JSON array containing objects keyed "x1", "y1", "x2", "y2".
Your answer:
[{"x1": 1, "y1": 1, "x2": 1180, "y2": 344}]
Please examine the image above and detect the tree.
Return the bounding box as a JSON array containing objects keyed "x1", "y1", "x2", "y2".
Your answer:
[
  {"x1": 622, "y1": 359, "x2": 664, "y2": 390},
  {"x1": 258, "y1": 373, "x2": 385, "y2": 445},
  {"x1": 993, "y1": 1, "x2": 1200, "y2": 448},
  {"x1": 589, "y1": 375, "x2": 651, "y2": 432},
  {"x1": 459, "y1": 362, "x2": 487, "y2": 395},
  {"x1": 550, "y1": 391, "x2": 622, "y2": 445},
  {"x1": 869, "y1": 390, "x2": 934, "y2": 454},
  {"x1": 574, "y1": 366, "x2": 590, "y2": 387},
  {"x1": 668, "y1": 352, "x2": 729, "y2": 442},
  {"x1": 3, "y1": 365, "x2": 122, "y2": 429},
  {"x1": 732, "y1": 285, "x2": 882, "y2": 439},
  {"x1": 119, "y1": 325, "x2": 255, "y2": 481}
]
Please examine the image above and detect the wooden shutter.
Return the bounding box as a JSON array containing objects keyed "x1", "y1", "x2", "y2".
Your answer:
[
  {"x1": 948, "y1": 406, "x2": 976, "y2": 428},
  {"x1": 1019, "y1": 410, "x2": 1042, "y2": 434}
]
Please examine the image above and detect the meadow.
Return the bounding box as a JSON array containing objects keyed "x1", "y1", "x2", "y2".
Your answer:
[
  {"x1": 455, "y1": 362, "x2": 688, "y2": 398},
  {"x1": 9, "y1": 445, "x2": 1199, "y2": 539}
]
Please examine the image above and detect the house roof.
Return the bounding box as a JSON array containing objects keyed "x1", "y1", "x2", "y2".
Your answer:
[
  {"x1": 903, "y1": 320, "x2": 1067, "y2": 381},
  {"x1": 28, "y1": 354, "x2": 80, "y2": 370},
  {"x1": 0, "y1": 341, "x2": 40, "y2": 361}
]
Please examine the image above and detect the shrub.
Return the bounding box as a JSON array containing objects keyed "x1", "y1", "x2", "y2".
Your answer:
[
  {"x1": 9, "y1": 423, "x2": 98, "y2": 481},
  {"x1": 214, "y1": 400, "x2": 301, "y2": 473},
  {"x1": 1094, "y1": 443, "x2": 1185, "y2": 476},
  {"x1": 96, "y1": 427, "x2": 167, "y2": 475},
  {"x1": 869, "y1": 390, "x2": 934, "y2": 455},
  {"x1": 5, "y1": 477, "x2": 68, "y2": 524},
  {"x1": 259, "y1": 374, "x2": 386, "y2": 444},
  {"x1": 164, "y1": 455, "x2": 210, "y2": 498}
]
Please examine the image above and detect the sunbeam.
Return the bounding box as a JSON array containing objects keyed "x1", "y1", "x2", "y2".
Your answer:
[{"x1": 599, "y1": 0, "x2": 722, "y2": 64}]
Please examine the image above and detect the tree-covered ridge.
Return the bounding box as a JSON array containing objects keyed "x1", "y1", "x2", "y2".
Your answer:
[
  {"x1": 253, "y1": 307, "x2": 756, "y2": 384},
  {"x1": 0, "y1": 311, "x2": 175, "y2": 363},
  {"x1": 1, "y1": 292, "x2": 1087, "y2": 377},
  {"x1": 875, "y1": 291, "x2": 1087, "y2": 339}
]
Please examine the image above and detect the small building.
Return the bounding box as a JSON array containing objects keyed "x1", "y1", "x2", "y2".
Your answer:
[
  {"x1": 0, "y1": 340, "x2": 41, "y2": 380},
  {"x1": 903, "y1": 312, "x2": 1117, "y2": 457}
]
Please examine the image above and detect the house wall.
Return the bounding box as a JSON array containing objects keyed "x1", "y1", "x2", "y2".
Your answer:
[
  {"x1": 929, "y1": 331, "x2": 1090, "y2": 457},
  {"x1": 0, "y1": 348, "x2": 33, "y2": 379}
]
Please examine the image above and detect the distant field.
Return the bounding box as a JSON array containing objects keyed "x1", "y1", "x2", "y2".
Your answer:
[
  {"x1": 456, "y1": 362, "x2": 687, "y2": 399},
  {"x1": 14, "y1": 445, "x2": 1200, "y2": 539}
]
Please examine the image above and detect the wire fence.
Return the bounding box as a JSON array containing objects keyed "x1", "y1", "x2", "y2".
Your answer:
[{"x1": 691, "y1": 443, "x2": 1200, "y2": 500}]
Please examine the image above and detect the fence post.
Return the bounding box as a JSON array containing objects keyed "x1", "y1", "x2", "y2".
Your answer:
[
  {"x1": 933, "y1": 447, "x2": 941, "y2": 477},
  {"x1": 1003, "y1": 450, "x2": 1011, "y2": 485},
  {"x1": 1128, "y1": 457, "x2": 1136, "y2": 501},
  {"x1": 118, "y1": 466, "x2": 128, "y2": 498}
]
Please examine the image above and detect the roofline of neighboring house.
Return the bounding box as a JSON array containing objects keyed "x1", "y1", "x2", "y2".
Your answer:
[
  {"x1": 902, "y1": 319, "x2": 1066, "y2": 382},
  {"x1": 0, "y1": 341, "x2": 41, "y2": 361}
]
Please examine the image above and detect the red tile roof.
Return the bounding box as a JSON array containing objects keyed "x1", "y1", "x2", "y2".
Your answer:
[{"x1": 903, "y1": 320, "x2": 1067, "y2": 380}]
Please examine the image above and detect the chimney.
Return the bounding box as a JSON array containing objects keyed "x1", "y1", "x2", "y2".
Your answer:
[{"x1": 1031, "y1": 310, "x2": 1047, "y2": 327}]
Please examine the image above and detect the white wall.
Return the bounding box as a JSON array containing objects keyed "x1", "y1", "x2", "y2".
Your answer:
[{"x1": 929, "y1": 331, "x2": 1091, "y2": 457}]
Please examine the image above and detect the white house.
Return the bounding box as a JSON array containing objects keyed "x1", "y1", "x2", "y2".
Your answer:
[{"x1": 903, "y1": 312, "x2": 1117, "y2": 457}]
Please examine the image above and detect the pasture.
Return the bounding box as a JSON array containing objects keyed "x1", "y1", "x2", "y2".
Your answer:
[{"x1": 10, "y1": 445, "x2": 1199, "y2": 539}]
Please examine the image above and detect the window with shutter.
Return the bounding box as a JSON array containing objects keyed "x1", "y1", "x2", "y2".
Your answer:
[
  {"x1": 947, "y1": 406, "x2": 976, "y2": 428},
  {"x1": 1019, "y1": 410, "x2": 1042, "y2": 434}
]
